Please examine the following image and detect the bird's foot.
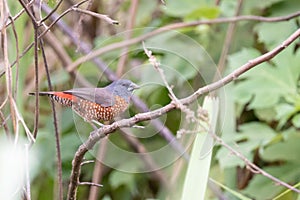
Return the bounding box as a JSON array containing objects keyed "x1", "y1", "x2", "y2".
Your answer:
[
  {"x1": 90, "y1": 120, "x2": 104, "y2": 130},
  {"x1": 132, "y1": 125, "x2": 145, "y2": 129}
]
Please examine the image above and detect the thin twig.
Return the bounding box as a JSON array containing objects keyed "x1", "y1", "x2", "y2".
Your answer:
[
  {"x1": 88, "y1": 137, "x2": 108, "y2": 200},
  {"x1": 116, "y1": 0, "x2": 139, "y2": 77},
  {"x1": 39, "y1": 0, "x2": 63, "y2": 23},
  {"x1": 67, "y1": 27, "x2": 300, "y2": 199},
  {"x1": 0, "y1": 109, "x2": 10, "y2": 138},
  {"x1": 211, "y1": 132, "x2": 300, "y2": 193},
  {"x1": 213, "y1": 0, "x2": 243, "y2": 83},
  {"x1": 8, "y1": 15, "x2": 20, "y2": 98},
  {"x1": 79, "y1": 182, "x2": 103, "y2": 187},
  {"x1": 80, "y1": 160, "x2": 95, "y2": 166},
  {"x1": 32, "y1": 13, "x2": 39, "y2": 140},
  {"x1": 4, "y1": 9, "x2": 300, "y2": 79},
  {"x1": 39, "y1": 38, "x2": 63, "y2": 200},
  {"x1": 72, "y1": 7, "x2": 119, "y2": 25},
  {"x1": 2, "y1": 0, "x2": 18, "y2": 138},
  {"x1": 11, "y1": 99, "x2": 35, "y2": 142},
  {"x1": 17, "y1": 0, "x2": 40, "y2": 139},
  {"x1": 66, "y1": 10, "x2": 300, "y2": 72},
  {"x1": 143, "y1": 42, "x2": 205, "y2": 125}
]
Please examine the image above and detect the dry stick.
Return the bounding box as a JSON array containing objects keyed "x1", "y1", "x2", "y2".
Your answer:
[
  {"x1": 39, "y1": 39, "x2": 64, "y2": 200},
  {"x1": 65, "y1": 10, "x2": 300, "y2": 72},
  {"x1": 210, "y1": 132, "x2": 300, "y2": 195},
  {"x1": 1, "y1": 0, "x2": 17, "y2": 139},
  {"x1": 79, "y1": 182, "x2": 103, "y2": 187},
  {"x1": 67, "y1": 28, "x2": 300, "y2": 199},
  {"x1": 72, "y1": 7, "x2": 119, "y2": 25},
  {"x1": 8, "y1": 15, "x2": 20, "y2": 98},
  {"x1": 17, "y1": 0, "x2": 40, "y2": 139},
  {"x1": 0, "y1": 110, "x2": 10, "y2": 138},
  {"x1": 39, "y1": 3, "x2": 190, "y2": 160},
  {"x1": 213, "y1": 0, "x2": 243, "y2": 83},
  {"x1": 4, "y1": 7, "x2": 25, "y2": 27},
  {"x1": 143, "y1": 43, "x2": 203, "y2": 125},
  {"x1": 88, "y1": 137, "x2": 108, "y2": 200},
  {"x1": 38, "y1": 0, "x2": 63, "y2": 23},
  {"x1": 73, "y1": 0, "x2": 94, "y2": 51},
  {"x1": 116, "y1": 0, "x2": 139, "y2": 77}
]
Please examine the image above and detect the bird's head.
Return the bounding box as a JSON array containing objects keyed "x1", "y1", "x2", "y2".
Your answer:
[{"x1": 107, "y1": 79, "x2": 139, "y2": 101}]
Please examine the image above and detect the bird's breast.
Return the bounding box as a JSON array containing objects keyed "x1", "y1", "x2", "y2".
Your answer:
[{"x1": 112, "y1": 95, "x2": 129, "y2": 114}]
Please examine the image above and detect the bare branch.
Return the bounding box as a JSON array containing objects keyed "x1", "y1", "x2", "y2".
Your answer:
[
  {"x1": 65, "y1": 10, "x2": 300, "y2": 72},
  {"x1": 67, "y1": 27, "x2": 300, "y2": 199},
  {"x1": 213, "y1": 0, "x2": 243, "y2": 83},
  {"x1": 211, "y1": 132, "x2": 300, "y2": 193},
  {"x1": 143, "y1": 42, "x2": 207, "y2": 126},
  {"x1": 116, "y1": 0, "x2": 138, "y2": 76},
  {"x1": 79, "y1": 182, "x2": 103, "y2": 187},
  {"x1": 39, "y1": 0, "x2": 63, "y2": 23},
  {"x1": 72, "y1": 7, "x2": 119, "y2": 25},
  {"x1": 39, "y1": 38, "x2": 63, "y2": 200}
]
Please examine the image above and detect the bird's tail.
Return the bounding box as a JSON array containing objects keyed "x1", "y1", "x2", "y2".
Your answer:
[{"x1": 28, "y1": 92, "x2": 55, "y2": 96}]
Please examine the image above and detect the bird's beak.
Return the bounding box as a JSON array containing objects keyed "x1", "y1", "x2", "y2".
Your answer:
[{"x1": 129, "y1": 83, "x2": 140, "y2": 91}]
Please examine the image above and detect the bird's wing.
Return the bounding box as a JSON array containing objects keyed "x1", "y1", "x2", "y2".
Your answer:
[{"x1": 63, "y1": 88, "x2": 115, "y2": 107}]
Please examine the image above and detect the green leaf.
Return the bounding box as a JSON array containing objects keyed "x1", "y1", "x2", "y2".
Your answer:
[
  {"x1": 254, "y1": 21, "x2": 296, "y2": 49},
  {"x1": 275, "y1": 103, "x2": 297, "y2": 129},
  {"x1": 185, "y1": 6, "x2": 220, "y2": 20},
  {"x1": 261, "y1": 129, "x2": 300, "y2": 162},
  {"x1": 254, "y1": 108, "x2": 277, "y2": 123},
  {"x1": 181, "y1": 96, "x2": 218, "y2": 200},
  {"x1": 216, "y1": 143, "x2": 250, "y2": 168},
  {"x1": 143, "y1": 31, "x2": 217, "y2": 84},
  {"x1": 292, "y1": 114, "x2": 300, "y2": 128},
  {"x1": 227, "y1": 48, "x2": 262, "y2": 77},
  {"x1": 110, "y1": 171, "x2": 135, "y2": 191},
  {"x1": 230, "y1": 47, "x2": 300, "y2": 110},
  {"x1": 236, "y1": 122, "x2": 276, "y2": 146},
  {"x1": 162, "y1": 0, "x2": 216, "y2": 18},
  {"x1": 217, "y1": 122, "x2": 276, "y2": 168}
]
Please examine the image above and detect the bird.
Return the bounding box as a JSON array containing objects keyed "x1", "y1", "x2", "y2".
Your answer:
[{"x1": 29, "y1": 79, "x2": 139, "y2": 126}]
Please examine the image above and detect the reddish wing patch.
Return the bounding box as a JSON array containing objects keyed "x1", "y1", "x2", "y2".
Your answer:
[{"x1": 53, "y1": 92, "x2": 77, "y2": 101}]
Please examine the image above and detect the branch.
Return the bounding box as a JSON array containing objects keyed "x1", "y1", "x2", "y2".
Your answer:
[
  {"x1": 72, "y1": 7, "x2": 119, "y2": 25},
  {"x1": 67, "y1": 27, "x2": 300, "y2": 200},
  {"x1": 65, "y1": 10, "x2": 300, "y2": 72},
  {"x1": 211, "y1": 132, "x2": 300, "y2": 193},
  {"x1": 4, "y1": 9, "x2": 300, "y2": 79}
]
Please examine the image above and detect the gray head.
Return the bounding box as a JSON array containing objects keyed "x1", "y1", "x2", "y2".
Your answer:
[{"x1": 106, "y1": 79, "x2": 139, "y2": 101}]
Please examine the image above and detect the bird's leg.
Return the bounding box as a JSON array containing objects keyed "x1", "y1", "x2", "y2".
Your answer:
[
  {"x1": 132, "y1": 125, "x2": 145, "y2": 129},
  {"x1": 91, "y1": 120, "x2": 104, "y2": 127},
  {"x1": 88, "y1": 122, "x2": 98, "y2": 130},
  {"x1": 83, "y1": 117, "x2": 103, "y2": 130}
]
